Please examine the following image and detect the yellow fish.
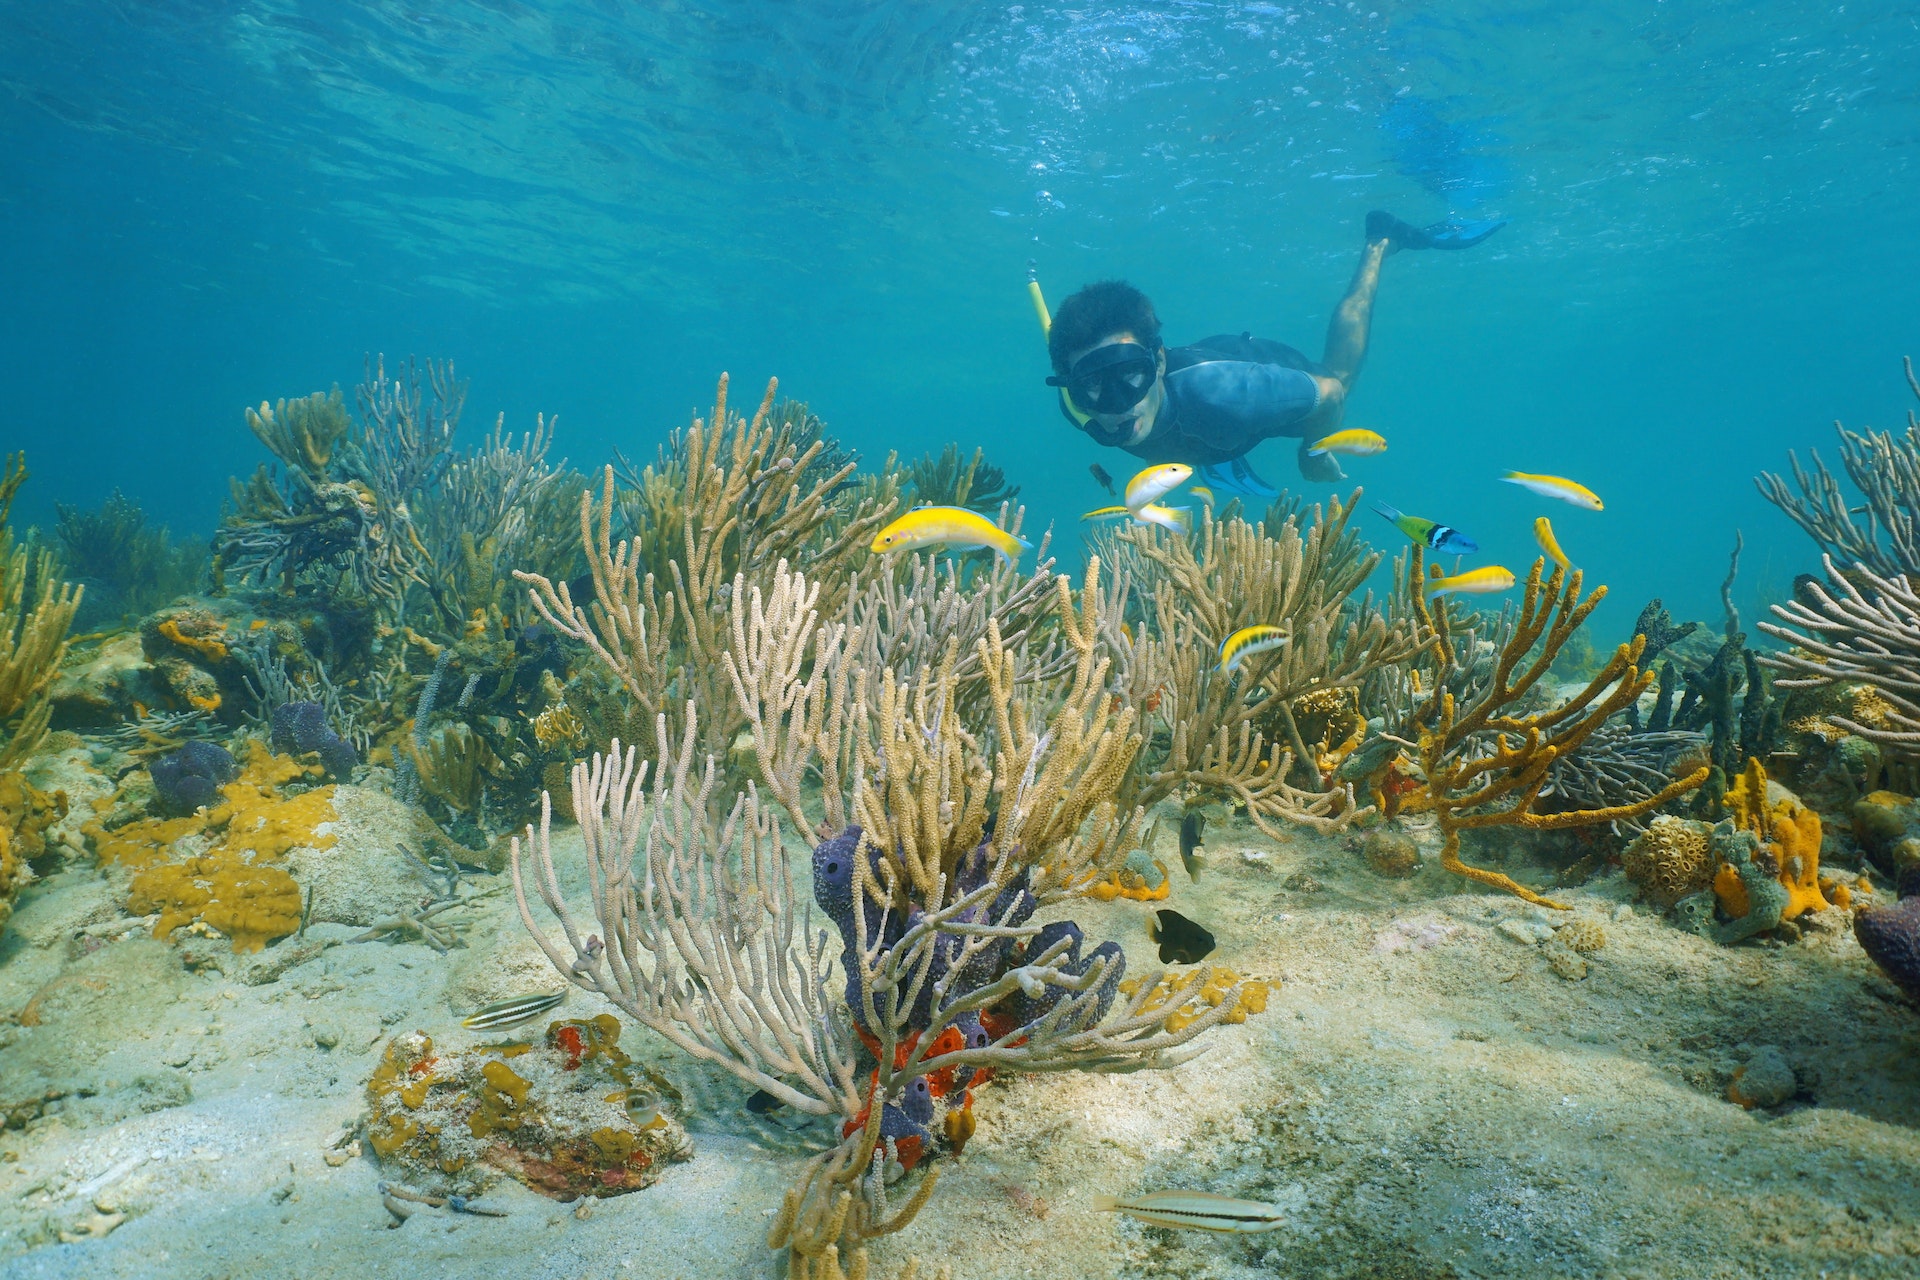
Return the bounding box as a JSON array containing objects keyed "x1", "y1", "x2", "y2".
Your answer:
[
  {"x1": 1083, "y1": 503, "x2": 1191, "y2": 533},
  {"x1": 1501, "y1": 471, "x2": 1603, "y2": 511},
  {"x1": 1218, "y1": 624, "x2": 1291, "y2": 673},
  {"x1": 1189, "y1": 485, "x2": 1216, "y2": 506},
  {"x1": 1091, "y1": 1189, "x2": 1287, "y2": 1234},
  {"x1": 1133, "y1": 503, "x2": 1192, "y2": 534},
  {"x1": 871, "y1": 506, "x2": 1032, "y2": 564},
  {"x1": 1306, "y1": 428, "x2": 1387, "y2": 457},
  {"x1": 1533, "y1": 516, "x2": 1572, "y2": 572},
  {"x1": 1424, "y1": 565, "x2": 1516, "y2": 597},
  {"x1": 1124, "y1": 463, "x2": 1192, "y2": 511}
]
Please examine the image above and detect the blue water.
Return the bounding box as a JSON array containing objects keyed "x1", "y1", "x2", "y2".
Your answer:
[{"x1": 4, "y1": 1, "x2": 1917, "y2": 628}]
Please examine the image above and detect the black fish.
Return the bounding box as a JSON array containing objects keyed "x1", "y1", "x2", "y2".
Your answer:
[
  {"x1": 747, "y1": 1089, "x2": 786, "y2": 1115},
  {"x1": 1150, "y1": 908, "x2": 1216, "y2": 965},
  {"x1": 1090, "y1": 463, "x2": 1115, "y2": 496},
  {"x1": 1179, "y1": 811, "x2": 1206, "y2": 881}
]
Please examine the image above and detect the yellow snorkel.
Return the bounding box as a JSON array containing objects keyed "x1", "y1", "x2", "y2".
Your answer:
[{"x1": 1029, "y1": 260, "x2": 1094, "y2": 428}]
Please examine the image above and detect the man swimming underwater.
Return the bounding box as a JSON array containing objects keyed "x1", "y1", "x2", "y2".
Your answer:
[{"x1": 1044, "y1": 210, "x2": 1502, "y2": 494}]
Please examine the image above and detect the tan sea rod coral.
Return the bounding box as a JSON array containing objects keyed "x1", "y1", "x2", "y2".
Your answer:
[
  {"x1": 513, "y1": 548, "x2": 1260, "y2": 1274},
  {"x1": 1103, "y1": 491, "x2": 1428, "y2": 833}
]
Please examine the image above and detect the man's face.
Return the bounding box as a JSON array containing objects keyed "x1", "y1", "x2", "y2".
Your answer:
[{"x1": 1065, "y1": 330, "x2": 1165, "y2": 445}]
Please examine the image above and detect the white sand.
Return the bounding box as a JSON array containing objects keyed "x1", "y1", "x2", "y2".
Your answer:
[{"x1": 3, "y1": 802, "x2": 1918, "y2": 1279}]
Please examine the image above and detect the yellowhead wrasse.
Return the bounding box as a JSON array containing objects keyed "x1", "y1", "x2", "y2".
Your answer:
[
  {"x1": 1534, "y1": 515, "x2": 1572, "y2": 572},
  {"x1": 1091, "y1": 1189, "x2": 1287, "y2": 1233},
  {"x1": 1306, "y1": 428, "x2": 1386, "y2": 457},
  {"x1": 1217, "y1": 624, "x2": 1290, "y2": 673},
  {"x1": 461, "y1": 990, "x2": 564, "y2": 1030},
  {"x1": 1424, "y1": 565, "x2": 1516, "y2": 597},
  {"x1": 1124, "y1": 462, "x2": 1192, "y2": 511},
  {"x1": 1500, "y1": 470, "x2": 1603, "y2": 511},
  {"x1": 871, "y1": 505, "x2": 1033, "y2": 565}
]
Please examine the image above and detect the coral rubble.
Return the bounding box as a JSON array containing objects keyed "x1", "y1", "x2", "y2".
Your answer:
[{"x1": 365, "y1": 1017, "x2": 690, "y2": 1199}]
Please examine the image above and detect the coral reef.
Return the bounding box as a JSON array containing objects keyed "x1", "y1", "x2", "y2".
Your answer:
[
  {"x1": 0, "y1": 454, "x2": 84, "y2": 768},
  {"x1": 1675, "y1": 762, "x2": 1839, "y2": 945},
  {"x1": 1403, "y1": 552, "x2": 1709, "y2": 907},
  {"x1": 1761, "y1": 556, "x2": 1920, "y2": 766},
  {"x1": 903, "y1": 443, "x2": 1019, "y2": 513},
  {"x1": 85, "y1": 743, "x2": 337, "y2": 951},
  {"x1": 365, "y1": 1017, "x2": 690, "y2": 1199},
  {"x1": 1854, "y1": 885, "x2": 1920, "y2": 1001},
  {"x1": 1754, "y1": 357, "x2": 1920, "y2": 581},
  {"x1": 53, "y1": 490, "x2": 207, "y2": 625},
  {"x1": 1103, "y1": 492, "x2": 1427, "y2": 834},
  {"x1": 270, "y1": 700, "x2": 358, "y2": 778},
  {"x1": 516, "y1": 374, "x2": 899, "y2": 772},
  {"x1": 1621, "y1": 815, "x2": 1717, "y2": 909},
  {"x1": 518, "y1": 556, "x2": 1261, "y2": 1270},
  {"x1": 0, "y1": 771, "x2": 69, "y2": 940},
  {"x1": 148, "y1": 740, "x2": 237, "y2": 815}
]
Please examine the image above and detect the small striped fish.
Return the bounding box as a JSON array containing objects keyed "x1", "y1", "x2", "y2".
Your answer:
[
  {"x1": 461, "y1": 990, "x2": 564, "y2": 1030},
  {"x1": 1501, "y1": 470, "x2": 1603, "y2": 511},
  {"x1": 1091, "y1": 1189, "x2": 1286, "y2": 1233},
  {"x1": 1217, "y1": 624, "x2": 1290, "y2": 674}
]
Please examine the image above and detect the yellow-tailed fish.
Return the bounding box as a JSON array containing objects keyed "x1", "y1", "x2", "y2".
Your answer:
[
  {"x1": 1081, "y1": 505, "x2": 1135, "y2": 523},
  {"x1": 461, "y1": 990, "x2": 565, "y2": 1030},
  {"x1": 1218, "y1": 624, "x2": 1291, "y2": 673},
  {"x1": 1500, "y1": 471, "x2": 1603, "y2": 511},
  {"x1": 871, "y1": 505, "x2": 1033, "y2": 564},
  {"x1": 1091, "y1": 1190, "x2": 1287, "y2": 1234},
  {"x1": 1124, "y1": 462, "x2": 1192, "y2": 511},
  {"x1": 1189, "y1": 485, "x2": 1216, "y2": 506},
  {"x1": 1132, "y1": 502, "x2": 1192, "y2": 534},
  {"x1": 1533, "y1": 516, "x2": 1572, "y2": 572},
  {"x1": 1306, "y1": 428, "x2": 1387, "y2": 458},
  {"x1": 1424, "y1": 565, "x2": 1516, "y2": 597}
]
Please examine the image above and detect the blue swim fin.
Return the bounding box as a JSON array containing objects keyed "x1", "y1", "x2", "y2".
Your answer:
[
  {"x1": 1201, "y1": 458, "x2": 1280, "y2": 499},
  {"x1": 1366, "y1": 209, "x2": 1506, "y2": 251}
]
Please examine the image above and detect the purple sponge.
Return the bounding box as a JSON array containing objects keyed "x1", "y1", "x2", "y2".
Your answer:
[
  {"x1": 270, "y1": 700, "x2": 358, "y2": 778},
  {"x1": 1855, "y1": 889, "x2": 1920, "y2": 1002},
  {"x1": 150, "y1": 740, "x2": 237, "y2": 815}
]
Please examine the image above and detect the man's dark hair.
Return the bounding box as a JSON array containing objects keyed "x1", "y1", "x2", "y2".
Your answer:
[{"x1": 1047, "y1": 280, "x2": 1162, "y2": 376}]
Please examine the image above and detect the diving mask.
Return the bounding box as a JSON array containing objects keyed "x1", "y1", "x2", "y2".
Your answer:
[{"x1": 1046, "y1": 341, "x2": 1159, "y2": 416}]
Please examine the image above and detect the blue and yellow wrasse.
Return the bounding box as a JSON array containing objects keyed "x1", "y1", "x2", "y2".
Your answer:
[
  {"x1": 871, "y1": 506, "x2": 1032, "y2": 564},
  {"x1": 461, "y1": 990, "x2": 565, "y2": 1030},
  {"x1": 1372, "y1": 502, "x2": 1476, "y2": 556},
  {"x1": 1124, "y1": 462, "x2": 1192, "y2": 511},
  {"x1": 1091, "y1": 1189, "x2": 1287, "y2": 1234},
  {"x1": 1307, "y1": 428, "x2": 1386, "y2": 458},
  {"x1": 1082, "y1": 505, "x2": 1133, "y2": 523},
  {"x1": 1534, "y1": 516, "x2": 1572, "y2": 572},
  {"x1": 1501, "y1": 471, "x2": 1603, "y2": 511},
  {"x1": 1189, "y1": 485, "x2": 1216, "y2": 506},
  {"x1": 1424, "y1": 565, "x2": 1516, "y2": 597},
  {"x1": 1218, "y1": 624, "x2": 1291, "y2": 673}
]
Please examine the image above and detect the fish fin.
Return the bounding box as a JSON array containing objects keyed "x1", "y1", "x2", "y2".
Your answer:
[
  {"x1": 1169, "y1": 506, "x2": 1193, "y2": 533},
  {"x1": 1371, "y1": 501, "x2": 1402, "y2": 522},
  {"x1": 1200, "y1": 459, "x2": 1279, "y2": 498},
  {"x1": 1091, "y1": 1195, "x2": 1121, "y2": 1214}
]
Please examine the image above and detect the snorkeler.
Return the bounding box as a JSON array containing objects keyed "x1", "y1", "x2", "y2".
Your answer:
[{"x1": 1041, "y1": 210, "x2": 1502, "y2": 494}]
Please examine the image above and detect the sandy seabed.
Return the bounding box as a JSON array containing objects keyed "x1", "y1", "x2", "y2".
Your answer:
[{"x1": 2, "y1": 778, "x2": 1918, "y2": 1280}]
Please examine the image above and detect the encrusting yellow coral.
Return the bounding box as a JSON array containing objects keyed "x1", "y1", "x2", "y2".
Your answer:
[
  {"x1": 155, "y1": 617, "x2": 230, "y2": 664},
  {"x1": 1712, "y1": 758, "x2": 1834, "y2": 922},
  {"x1": 85, "y1": 743, "x2": 336, "y2": 951},
  {"x1": 1118, "y1": 967, "x2": 1271, "y2": 1033}
]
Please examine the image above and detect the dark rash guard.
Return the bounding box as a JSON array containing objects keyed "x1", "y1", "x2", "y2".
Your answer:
[{"x1": 1064, "y1": 334, "x2": 1324, "y2": 466}]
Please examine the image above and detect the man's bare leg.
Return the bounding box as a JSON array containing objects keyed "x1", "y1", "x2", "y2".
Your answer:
[{"x1": 1320, "y1": 237, "x2": 1390, "y2": 388}]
